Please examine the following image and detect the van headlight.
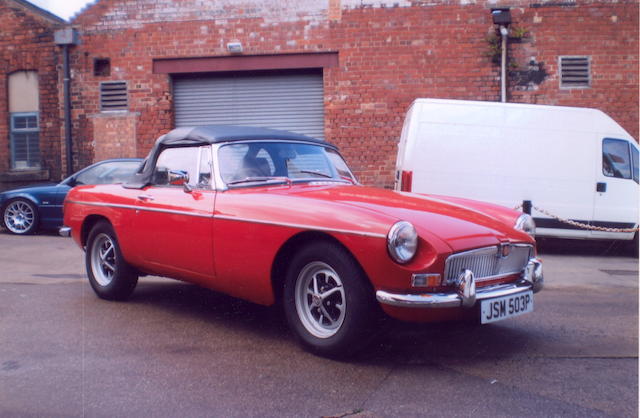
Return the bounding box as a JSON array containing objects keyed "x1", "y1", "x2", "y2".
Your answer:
[
  {"x1": 515, "y1": 214, "x2": 536, "y2": 237},
  {"x1": 387, "y1": 221, "x2": 418, "y2": 263}
]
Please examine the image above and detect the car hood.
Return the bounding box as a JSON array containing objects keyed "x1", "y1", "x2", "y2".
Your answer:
[
  {"x1": 285, "y1": 183, "x2": 530, "y2": 251},
  {"x1": 0, "y1": 183, "x2": 60, "y2": 196}
]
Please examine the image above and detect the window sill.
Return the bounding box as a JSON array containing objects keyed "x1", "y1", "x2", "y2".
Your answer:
[{"x1": 0, "y1": 169, "x2": 50, "y2": 183}]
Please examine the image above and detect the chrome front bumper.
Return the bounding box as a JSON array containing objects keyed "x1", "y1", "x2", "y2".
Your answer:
[
  {"x1": 376, "y1": 258, "x2": 544, "y2": 309},
  {"x1": 59, "y1": 226, "x2": 71, "y2": 237}
]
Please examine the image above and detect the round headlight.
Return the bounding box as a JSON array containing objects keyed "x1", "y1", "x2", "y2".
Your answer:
[
  {"x1": 515, "y1": 213, "x2": 536, "y2": 237},
  {"x1": 387, "y1": 221, "x2": 418, "y2": 264}
]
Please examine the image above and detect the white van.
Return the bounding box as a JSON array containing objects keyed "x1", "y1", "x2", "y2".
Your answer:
[{"x1": 395, "y1": 98, "x2": 639, "y2": 242}]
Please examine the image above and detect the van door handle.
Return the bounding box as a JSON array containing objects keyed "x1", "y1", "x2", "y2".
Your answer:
[
  {"x1": 137, "y1": 194, "x2": 154, "y2": 201},
  {"x1": 596, "y1": 182, "x2": 607, "y2": 192}
]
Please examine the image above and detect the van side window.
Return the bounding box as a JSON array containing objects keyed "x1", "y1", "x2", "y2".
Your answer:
[
  {"x1": 631, "y1": 146, "x2": 639, "y2": 184},
  {"x1": 602, "y1": 138, "x2": 632, "y2": 180}
]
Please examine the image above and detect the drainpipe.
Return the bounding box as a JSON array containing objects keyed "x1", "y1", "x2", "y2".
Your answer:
[
  {"x1": 54, "y1": 28, "x2": 79, "y2": 177},
  {"x1": 62, "y1": 44, "x2": 73, "y2": 175},
  {"x1": 491, "y1": 8, "x2": 512, "y2": 103},
  {"x1": 500, "y1": 25, "x2": 508, "y2": 103}
]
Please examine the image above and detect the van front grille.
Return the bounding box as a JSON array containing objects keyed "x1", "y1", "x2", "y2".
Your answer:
[{"x1": 443, "y1": 244, "x2": 532, "y2": 284}]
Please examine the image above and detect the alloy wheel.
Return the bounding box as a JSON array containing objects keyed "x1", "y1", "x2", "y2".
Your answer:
[{"x1": 4, "y1": 200, "x2": 35, "y2": 234}]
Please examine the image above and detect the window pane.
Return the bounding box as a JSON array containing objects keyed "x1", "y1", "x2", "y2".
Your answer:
[
  {"x1": 218, "y1": 142, "x2": 356, "y2": 184},
  {"x1": 198, "y1": 147, "x2": 212, "y2": 188},
  {"x1": 602, "y1": 138, "x2": 631, "y2": 179},
  {"x1": 219, "y1": 144, "x2": 250, "y2": 183},
  {"x1": 153, "y1": 147, "x2": 199, "y2": 186},
  {"x1": 326, "y1": 149, "x2": 355, "y2": 180},
  {"x1": 12, "y1": 115, "x2": 38, "y2": 130},
  {"x1": 14, "y1": 117, "x2": 27, "y2": 129},
  {"x1": 286, "y1": 149, "x2": 331, "y2": 179},
  {"x1": 26, "y1": 115, "x2": 38, "y2": 129},
  {"x1": 631, "y1": 146, "x2": 639, "y2": 184},
  {"x1": 75, "y1": 161, "x2": 141, "y2": 185},
  {"x1": 12, "y1": 132, "x2": 40, "y2": 169}
]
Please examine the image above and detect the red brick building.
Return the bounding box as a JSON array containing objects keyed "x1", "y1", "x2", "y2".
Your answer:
[
  {"x1": 0, "y1": 0, "x2": 65, "y2": 189},
  {"x1": 4, "y1": 0, "x2": 639, "y2": 189}
]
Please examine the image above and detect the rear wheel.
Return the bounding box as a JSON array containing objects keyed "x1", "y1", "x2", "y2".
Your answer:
[
  {"x1": 85, "y1": 221, "x2": 138, "y2": 300},
  {"x1": 283, "y1": 242, "x2": 378, "y2": 357},
  {"x1": 2, "y1": 199, "x2": 38, "y2": 235}
]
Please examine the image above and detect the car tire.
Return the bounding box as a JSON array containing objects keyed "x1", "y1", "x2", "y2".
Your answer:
[
  {"x1": 2, "y1": 198, "x2": 39, "y2": 235},
  {"x1": 283, "y1": 241, "x2": 378, "y2": 357},
  {"x1": 85, "y1": 221, "x2": 138, "y2": 300}
]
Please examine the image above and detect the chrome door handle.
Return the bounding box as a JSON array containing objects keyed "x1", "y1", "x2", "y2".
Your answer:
[{"x1": 137, "y1": 194, "x2": 154, "y2": 201}]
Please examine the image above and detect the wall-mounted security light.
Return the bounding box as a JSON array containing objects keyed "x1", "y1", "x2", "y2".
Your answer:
[
  {"x1": 491, "y1": 8, "x2": 512, "y2": 26},
  {"x1": 227, "y1": 42, "x2": 243, "y2": 54}
]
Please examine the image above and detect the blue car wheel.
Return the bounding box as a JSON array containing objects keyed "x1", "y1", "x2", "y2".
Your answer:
[{"x1": 2, "y1": 198, "x2": 39, "y2": 235}]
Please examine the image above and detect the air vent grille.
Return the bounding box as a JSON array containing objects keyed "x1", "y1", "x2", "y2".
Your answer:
[
  {"x1": 559, "y1": 56, "x2": 590, "y2": 88},
  {"x1": 100, "y1": 81, "x2": 128, "y2": 111}
]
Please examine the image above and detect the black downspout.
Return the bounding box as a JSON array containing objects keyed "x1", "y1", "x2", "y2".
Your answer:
[{"x1": 63, "y1": 44, "x2": 73, "y2": 176}]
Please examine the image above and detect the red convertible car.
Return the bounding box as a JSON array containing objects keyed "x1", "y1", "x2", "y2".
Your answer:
[{"x1": 62, "y1": 125, "x2": 543, "y2": 356}]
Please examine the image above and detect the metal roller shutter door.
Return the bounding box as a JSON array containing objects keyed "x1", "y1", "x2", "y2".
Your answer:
[{"x1": 173, "y1": 72, "x2": 324, "y2": 139}]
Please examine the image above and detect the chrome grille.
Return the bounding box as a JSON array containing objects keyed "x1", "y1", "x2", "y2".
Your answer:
[{"x1": 444, "y1": 244, "x2": 532, "y2": 284}]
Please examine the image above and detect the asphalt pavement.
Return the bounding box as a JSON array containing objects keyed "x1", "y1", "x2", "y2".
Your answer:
[{"x1": 0, "y1": 232, "x2": 637, "y2": 417}]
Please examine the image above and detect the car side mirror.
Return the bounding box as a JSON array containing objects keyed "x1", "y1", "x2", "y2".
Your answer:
[{"x1": 168, "y1": 170, "x2": 189, "y2": 186}]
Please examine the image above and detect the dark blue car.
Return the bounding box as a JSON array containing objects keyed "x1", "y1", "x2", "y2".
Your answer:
[{"x1": 0, "y1": 158, "x2": 142, "y2": 235}]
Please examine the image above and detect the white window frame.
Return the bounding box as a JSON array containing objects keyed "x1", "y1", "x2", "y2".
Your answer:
[{"x1": 10, "y1": 112, "x2": 40, "y2": 170}]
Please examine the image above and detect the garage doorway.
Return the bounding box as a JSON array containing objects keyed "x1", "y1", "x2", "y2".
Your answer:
[{"x1": 173, "y1": 70, "x2": 324, "y2": 139}]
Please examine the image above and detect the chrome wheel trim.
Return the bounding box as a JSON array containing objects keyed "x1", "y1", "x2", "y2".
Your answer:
[
  {"x1": 294, "y1": 261, "x2": 346, "y2": 339},
  {"x1": 90, "y1": 233, "x2": 117, "y2": 287},
  {"x1": 4, "y1": 200, "x2": 35, "y2": 234}
]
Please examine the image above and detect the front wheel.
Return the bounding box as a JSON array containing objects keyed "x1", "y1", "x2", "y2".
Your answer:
[
  {"x1": 85, "y1": 221, "x2": 138, "y2": 300},
  {"x1": 283, "y1": 242, "x2": 378, "y2": 357},
  {"x1": 2, "y1": 199, "x2": 38, "y2": 235}
]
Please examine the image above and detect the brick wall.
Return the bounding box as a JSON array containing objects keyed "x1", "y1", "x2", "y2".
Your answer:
[
  {"x1": 70, "y1": 0, "x2": 639, "y2": 188},
  {"x1": 90, "y1": 112, "x2": 137, "y2": 161},
  {"x1": 0, "y1": 0, "x2": 64, "y2": 189}
]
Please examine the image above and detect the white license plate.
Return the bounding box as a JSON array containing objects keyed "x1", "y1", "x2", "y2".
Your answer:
[{"x1": 480, "y1": 291, "x2": 534, "y2": 324}]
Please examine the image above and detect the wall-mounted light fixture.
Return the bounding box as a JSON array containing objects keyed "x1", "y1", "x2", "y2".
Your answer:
[
  {"x1": 227, "y1": 42, "x2": 243, "y2": 54},
  {"x1": 491, "y1": 8, "x2": 512, "y2": 25}
]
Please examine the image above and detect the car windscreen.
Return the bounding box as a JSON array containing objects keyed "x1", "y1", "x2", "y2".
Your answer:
[
  {"x1": 218, "y1": 142, "x2": 355, "y2": 185},
  {"x1": 74, "y1": 161, "x2": 142, "y2": 185}
]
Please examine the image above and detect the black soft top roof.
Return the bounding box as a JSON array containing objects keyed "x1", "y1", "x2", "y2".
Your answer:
[
  {"x1": 124, "y1": 125, "x2": 331, "y2": 189},
  {"x1": 159, "y1": 125, "x2": 327, "y2": 146}
]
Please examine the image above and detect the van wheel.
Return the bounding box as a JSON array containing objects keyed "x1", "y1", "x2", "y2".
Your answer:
[
  {"x1": 283, "y1": 242, "x2": 378, "y2": 357},
  {"x1": 85, "y1": 221, "x2": 138, "y2": 300}
]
